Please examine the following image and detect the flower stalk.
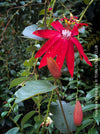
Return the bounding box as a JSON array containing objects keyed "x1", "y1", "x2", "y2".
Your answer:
[
  {"x1": 42, "y1": 90, "x2": 54, "y2": 134},
  {"x1": 79, "y1": 0, "x2": 94, "y2": 22},
  {"x1": 54, "y1": 79, "x2": 70, "y2": 134}
]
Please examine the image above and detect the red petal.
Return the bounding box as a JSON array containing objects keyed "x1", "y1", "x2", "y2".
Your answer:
[
  {"x1": 71, "y1": 37, "x2": 92, "y2": 66},
  {"x1": 33, "y1": 29, "x2": 59, "y2": 39},
  {"x1": 56, "y1": 39, "x2": 68, "y2": 69},
  {"x1": 66, "y1": 41, "x2": 74, "y2": 77},
  {"x1": 77, "y1": 23, "x2": 88, "y2": 28},
  {"x1": 39, "y1": 39, "x2": 61, "y2": 68},
  {"x1": 35, "y1": 36, "x2": 60, "y2": 58},
  {"x1": 60, "y1": 17, "x2": 67, "y2": 21},
  {"x1": 71, "y1": 25, "x2": 79, "y2": 36},
  {"x1": 51, "y1": 21, "x2": 64, "y2": 32},
  {"x1": 79, "y1": 53, "x2": 83, "y2": 60}
]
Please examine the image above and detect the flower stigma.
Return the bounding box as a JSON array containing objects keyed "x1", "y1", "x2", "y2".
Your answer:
[{"x1": 62, "y1": 29, "x2": 71, "y2": 39}]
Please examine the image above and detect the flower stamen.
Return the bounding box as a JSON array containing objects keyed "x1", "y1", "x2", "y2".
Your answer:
[{"x1": 62, "y1": 30, "x2": 71, "y2": 39}]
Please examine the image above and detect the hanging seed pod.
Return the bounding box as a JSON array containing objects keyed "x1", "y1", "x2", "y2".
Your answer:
[
  {"x1": 47, "y1": 57, "x2": 61, "y2": 79},
  {"x1": 73, "y1": 100, "x2": 83, "y2": 126}
]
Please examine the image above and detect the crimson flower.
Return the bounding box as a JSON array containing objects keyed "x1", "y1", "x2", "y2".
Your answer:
[{"x1": 33, "y1": 21, "x2": 92, "y2": 77}]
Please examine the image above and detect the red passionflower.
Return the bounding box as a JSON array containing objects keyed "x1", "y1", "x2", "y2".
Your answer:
[{"x1": 33, "y1": 21, "x2": 92, "y2": 77}]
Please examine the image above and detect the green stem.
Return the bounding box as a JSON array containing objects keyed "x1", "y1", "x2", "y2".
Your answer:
[
  {"x1": 7, "y1": 103, "x2": 16, "y2": 116},
  {"x1": 58, "y1": 79, "x2": 63, "y2": 92},
  {"x1": 38, "y1": 95, "x2": 40, "y2": 120},
  {"x1": 54, "y1": 79, "x2": 70, "y2": 134},
  {"x1": 79, "y1": 0, "x2": 94, "y2": 22},
  {"x1": 76, "y1": 65, "x2": 79, "y2": 101},
  {"x1": 0, "y1": 10, "x2": 19, "y2": 44},
  {"x1": 9, "y1": 116, "x2": 22, "y2": 132},
  {"x1": 59, "y1": 0, "x2": 73, "y2": 16},
  {"x1": 6, "y1": 54, "x2": 10, "y2": 79},
  {"x1": 44, "y1": 0, "x2": 48, "y2": 28},
  {"x1": 47, "y1": 0, "x2": 56, "y2": 27},
  {"x1": 42, "y1": 90, "x2": 54, "y2": 134}
]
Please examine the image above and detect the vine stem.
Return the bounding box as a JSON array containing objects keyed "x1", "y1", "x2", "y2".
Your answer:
[
  {"x1": 9, "y1": 116, "x2": 22, "y2": 132},
  {"x1": 76, "y1": 65, "x2": 79, "y2": 101},
  {"x1": 44, "y1": 0, "x2": 48, "y2": 28},
  {"x1": 59, "y1": 0, "x2": 73, "y2": 17},
  {"x1": 47, "y1": 0, "x2": 56, "y2": 27},
  {"x1": 54, "y1": 79, "x2": 70, "y2": 134},
  {"x1": 79, "y1": 0, "x2": 94, "y2": 22},
  {"x1": 42, "y1": 90, "x2": 54, "y2": 134},
  {"x1": 0, "y1": 10, "x2": 19, "y2": 45}
]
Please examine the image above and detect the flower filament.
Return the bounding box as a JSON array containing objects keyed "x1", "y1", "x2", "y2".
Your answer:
[{"x1": 62, "y1": 29, "x2": 71, "y2": 39}]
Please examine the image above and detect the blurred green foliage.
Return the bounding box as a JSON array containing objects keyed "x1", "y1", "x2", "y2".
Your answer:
[{"x1": 0, "y1": 0, "x2": 100, "y2": 134}]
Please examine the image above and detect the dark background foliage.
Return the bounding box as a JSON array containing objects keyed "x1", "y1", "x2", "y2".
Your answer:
[{"x1": 0, "y1": 0, "x2": 100, "y2": 133}]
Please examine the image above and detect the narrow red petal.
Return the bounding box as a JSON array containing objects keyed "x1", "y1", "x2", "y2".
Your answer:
[
  {"x1": 51, "y1": 21, "x2": 64, "y2": 32},
  {"x1": 66, "y1": 41, "x2": 74, "y2": 77},
  {"x1": 77, "y1": 23, "x2": 88, "y2": 28},
  {"x1": 35, "y1": 36, "x2": 60, "y2": 58},
  {"x1": 39, "y1": 39, "x2": 61, "y2": 68},
  {"x1": 71, "y1": 37, "x2": 92, "y2": 66},
  {"x1": 33, "y1": 29, "x2": 59, "y2": 39},
  {"x1": 56, "y1": 39, "x2": 68, "y2": 69},
  {"x1": 71, "y1": 25, "x2": 79, "y2": 36}
]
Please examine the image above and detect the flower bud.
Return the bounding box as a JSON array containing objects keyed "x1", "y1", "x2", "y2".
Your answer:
[
  {"x1": 40, "y1": 117, "x2": 53, "y2": 127},
  {"x1": 73, "y1": 100, "x2": 83, "y2": 126},
  {"x1": 48, "y1": 8, "x2": 53, "y2": 12},
  {"x1": 47, "y1": 57, "x2": 61, "y2": 79}
]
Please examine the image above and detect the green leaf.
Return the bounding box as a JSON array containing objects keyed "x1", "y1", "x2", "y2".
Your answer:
[
  {"x1": 76, "y1": 119, "x2": 94, "y2": 133},
  {"x1": 1, "y1": 111, "x2": 8, "y2": 118},
  {"x1": 13, "y1": 104, "x2": 18, "y2": 113},
  {"x1": 67, "y1": 93, "x2": 76, "y2": 100},
  {"x1": 50, "y1": 101, "x2": 76, "y2": 133},
  {"x1": 0, "y1": 56, "x2": 5, "y2": 61},
  {"x1": 22, "y1": 24, "x2": 44, "y2": 41},
  {"x1": 21, "y1": 111, "x2": 35, "y2": 129},
  {"x1": 21, "y1": 70, "x2": 30, "y2": 76},
  {"x1": 23, "y1": 57, "x2": 35, "y2": 67},
  {"x1": 9, "y1": 77, "x2": 28, "y2": 89},
  {"x1": 15, "y1": 80, "x2": 58, "y2": 103},
  {"x1": 93, "y1": 110, "x2": 100, "y2": 125},
  {"x1": 13, "y1": 114, "x2": 23, "y2": 122},
  {"x1": 7, "y1": 98, "x2": 15, "y2": 103},
  {"x1": 39, "y1": 9, "x2": 45, "y2": 15},
  {"x1": 82, "y1": 104, "x2": 100, "y2": 112},
  {"x1": 23, "y1": 123, "x2": 33, "y2": 129},
  {"x1": 39, "y1": 8, "x2": 51, "y2": 16},
  {"x1": 26, "y1": 45, "x2": 37, "y2": 52},
  {"x1": 67, "y1": 80, "x2": 77, "y2": 88},
  {"x1": 5, "y1": 127, "x2": 19, "y2": 134},
  {"x1": 83, "y1": 0, "x2": 90, "y2": 5},
  {"x1": 85, "y1": 87, "x2": 100, "y2": 101},
  {"x1": 88, "y1": 128, "x2": 98, "y2": 134}
]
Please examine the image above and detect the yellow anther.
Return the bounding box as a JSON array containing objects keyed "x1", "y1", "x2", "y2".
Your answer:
[{"x1": 65, "y1": 19, "x2": 68, "y2": 23}]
